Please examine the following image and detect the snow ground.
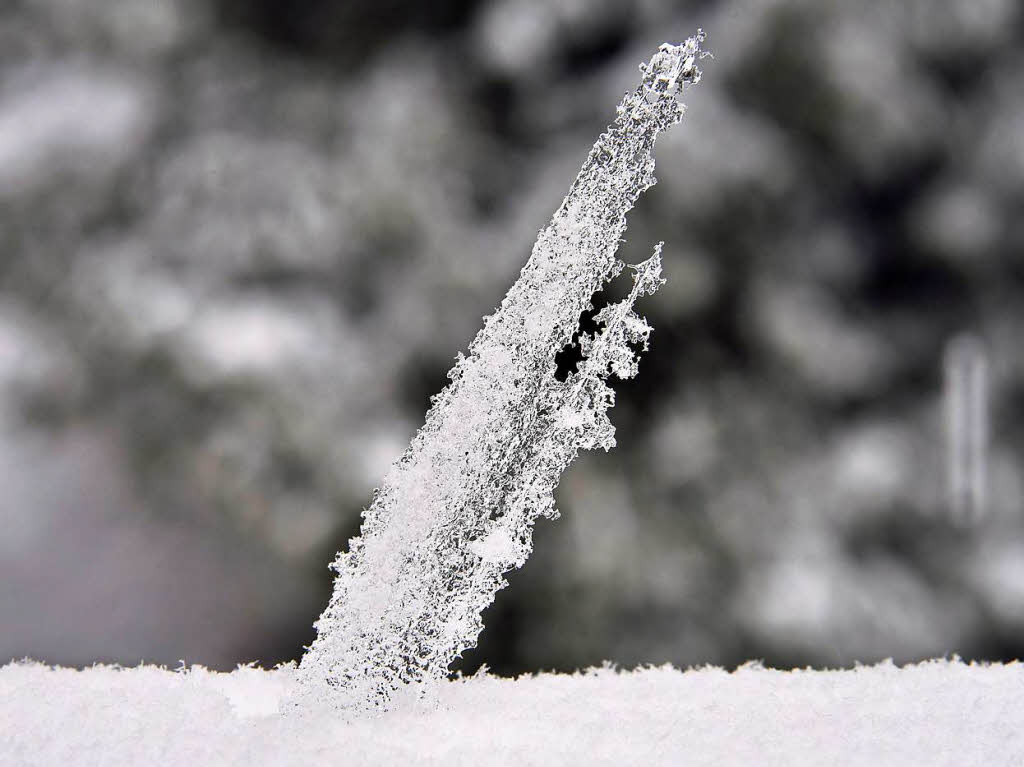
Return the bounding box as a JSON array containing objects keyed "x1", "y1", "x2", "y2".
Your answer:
[{"x1": 2, "y1": 659, "x2": 1021, "y2": 766}]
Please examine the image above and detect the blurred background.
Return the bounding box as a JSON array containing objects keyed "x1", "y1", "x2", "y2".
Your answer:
[{"x1": 2, "y1": 0, "x2": 1023, "y2": 674}]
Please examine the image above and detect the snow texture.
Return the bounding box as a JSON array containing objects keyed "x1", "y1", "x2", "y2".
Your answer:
[
  {"x1": 298, "y1": 36, "x2": 706, "y2": 710},
  {"x1": 3, "y1": 660, "x2": 1022, "y2": 766}
]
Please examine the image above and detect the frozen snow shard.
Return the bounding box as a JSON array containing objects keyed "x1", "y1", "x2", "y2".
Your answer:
[{"x1": 297, "y1": 34, "x2": 706, "y2": 711}]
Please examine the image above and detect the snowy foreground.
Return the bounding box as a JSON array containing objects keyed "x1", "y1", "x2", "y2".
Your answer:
[{"x1": 2, "y1": 660, "x2": 1022, "y2": 766}]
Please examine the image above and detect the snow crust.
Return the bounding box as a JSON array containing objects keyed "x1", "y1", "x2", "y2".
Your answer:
[{"x1": 3, "y1": 659, "x2": 1022, "y2": 766}]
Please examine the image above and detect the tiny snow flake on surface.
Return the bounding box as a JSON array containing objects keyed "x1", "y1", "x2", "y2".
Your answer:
[{"x1": 1, "y1": 660, "x2": 1023, "y2": 766}]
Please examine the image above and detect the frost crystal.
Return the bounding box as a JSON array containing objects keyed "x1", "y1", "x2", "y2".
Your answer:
[{"x1": 298, "y1": 35, "x2": 706, "y2": 711}]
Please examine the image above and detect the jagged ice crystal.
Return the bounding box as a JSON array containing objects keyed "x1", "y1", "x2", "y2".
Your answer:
[{"x1": 298, "y1": 34, "x2": 707, "y2": 710}]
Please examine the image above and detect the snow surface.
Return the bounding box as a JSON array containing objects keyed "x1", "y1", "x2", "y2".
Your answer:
[{"x1": 2, "y1": 659, "x2": 1022, "y2": 766}]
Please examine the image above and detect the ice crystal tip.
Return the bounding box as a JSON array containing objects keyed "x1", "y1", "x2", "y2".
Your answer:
[
  {"x1": 641, "y1": 32, "x2": 708, "y2": 95},
  {"x1": 629, "y1": 243, "x2": 666, "y2": 298}
]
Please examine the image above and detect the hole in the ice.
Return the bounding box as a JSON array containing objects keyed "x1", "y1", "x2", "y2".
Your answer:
[{"x1": 553, "y1": 266, "x2": 635, "y2": 381}]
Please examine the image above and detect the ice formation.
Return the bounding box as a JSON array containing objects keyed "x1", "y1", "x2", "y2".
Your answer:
[{"x1": 298, "y1": 34, "x2": 706, "y2": 709}]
